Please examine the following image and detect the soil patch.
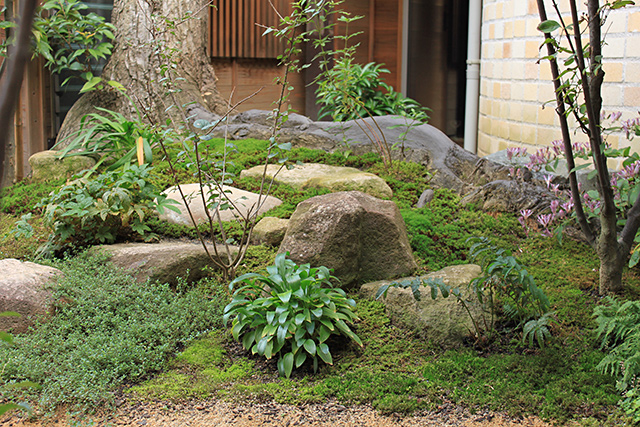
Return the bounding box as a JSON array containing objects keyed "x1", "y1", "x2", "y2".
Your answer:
[{"x1": 2, "y1": 399, "x2": 553, "y2": 427}]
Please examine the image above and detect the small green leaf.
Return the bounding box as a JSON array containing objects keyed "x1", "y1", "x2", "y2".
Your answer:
[
  {"x1": 282, "y1": 352, "x2": 294, "y2": 378},
  {"x1": 303, "y1": 339, "x2": 317, "y2": 355},
  {"x1": 317, "y1": 343, "x2": 333, "y2": 365},
  {"x1": 537, "y1": 20, "x2": 561, "y2": 33}
]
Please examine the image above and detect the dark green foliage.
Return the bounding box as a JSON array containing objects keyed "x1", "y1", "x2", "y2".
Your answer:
[
  {"x1": 315, "y1": 59, "x2": 430, "y2": 123},
  {"x1": 468, "y1": 237, "x2": 551, "y2": 346},
  {"x1": 36, "y1": 165, "x2": 179, "y2": 255},
  {"x1": 224, "y1": 253, "x2": 362, "y2": 378},
  {"x1": 56, "y1": 108, "x2": 156, "y2": 171},
  {"x1": 401, "y1": 189, "x2": 521, "y2": 271},
  {"x1": 0, "y1": 251, "x2": 225, "y2": 412}
]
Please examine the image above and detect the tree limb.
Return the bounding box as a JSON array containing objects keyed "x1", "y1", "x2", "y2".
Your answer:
[
  {"x1": 0, "y1": 0, "x2": 39, "y2": 182},
  {"x1": 536, "y1": 0, "x2": 595, "y2": 246}
]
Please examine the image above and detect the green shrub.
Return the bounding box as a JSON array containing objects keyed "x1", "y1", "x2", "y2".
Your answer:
[
  {"x1": 0, "y1": 251, "x2": 225, "y2": 412},
  {"x1": 224, "y1": 253, "x2": 362, "y2": 378},
  {"x1": 316, "y1": 58, "x2": 429, "y2": 123},
  {"x1": 56, "y1": 107, "x2": 157, "y2": 171},
  {"x1": 35, "y1": 164, "x2": 179, "y2": 255},
  {"x1": 594, "y1": 297, "x2": 640, "y2": 422}
]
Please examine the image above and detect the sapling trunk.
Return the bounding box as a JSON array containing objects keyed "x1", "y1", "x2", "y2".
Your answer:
[{"x1": 536, "y1": 0, "x2": 640, "y2": 294}]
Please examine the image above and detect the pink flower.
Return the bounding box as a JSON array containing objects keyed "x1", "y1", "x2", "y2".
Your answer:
[
  {"x1": 520, "y1": 209, "x2": 533, "y2": 219},
  {"x1": 537, "y1": 214, "x2": 553, "y2": 228}
]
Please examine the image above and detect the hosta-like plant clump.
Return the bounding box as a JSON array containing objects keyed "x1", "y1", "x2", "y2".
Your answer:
[{"x1": 224, "y1": 253, "x2": 362, "y2": 378}]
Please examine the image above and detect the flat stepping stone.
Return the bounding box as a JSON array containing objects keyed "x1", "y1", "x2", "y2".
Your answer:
[
  {"x1": 158, "y1": 184, "x2": 282, "y2": 226},
  {"x1": 91, "y1": 242, "x2": 239, "y2": 286},
  {"x1": 240, "y1": 163, "x2": 393, "y2": 199}
]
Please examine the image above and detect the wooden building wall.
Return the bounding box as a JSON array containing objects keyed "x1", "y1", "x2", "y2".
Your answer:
[
  {"x1": 209, "y1": 0, "x2": 404, "y2": 118},
  {"x1": 0, "y1": 0, "x2": 53, "y2": 187}
]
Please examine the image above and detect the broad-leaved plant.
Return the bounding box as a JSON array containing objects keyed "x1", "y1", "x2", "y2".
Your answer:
[{"x1": 224, "y1": 253, "x2": 362, "y2": 378}]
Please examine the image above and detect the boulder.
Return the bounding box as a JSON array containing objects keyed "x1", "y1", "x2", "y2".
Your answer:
[
  {"x1": 207, "y1": 111, "x2": 510, "y2": 193},
  {"x1": 90, "y1": 242, "x2": 239, "y2": 286},
  {"x1": 158, "y1": 184, "x2": 282, "y2": 226},
  {"x1": 460, "y1": 179, "x2": 555, "y2": 215},
  {"x1": 360, "y1": 264, "x2": 483, "y2": 348},
  {"x1": 484, "y1": 148, "x2": 597, "y2": 192},
  {"x1": 0, "y1": 259, "x2": 62, "y2": 333},
  {"x1": 240, "y1": 163, "x2": 393, "y2": 199},
  {"x1": 28, "y1": 150, "x2": 96, "y2": 182},
  {"x1": 251, "y1": 217, "x2": 289, "y2": 246},
  {"x1": 279, "y1": 191, "x2": 417, "y2": 288}
]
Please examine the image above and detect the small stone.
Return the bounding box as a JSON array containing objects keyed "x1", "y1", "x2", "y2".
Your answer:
[{"x1": 416, "y1": 189, "x2": 434, "y2": 208}]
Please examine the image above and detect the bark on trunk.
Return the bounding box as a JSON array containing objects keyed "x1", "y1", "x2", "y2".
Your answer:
[
  {"x1": 56, "y1": 0, "x2": 227, "y2": 146},
  {"x1": 598, "y1": 240, "x2": 625, "y2": 294}
]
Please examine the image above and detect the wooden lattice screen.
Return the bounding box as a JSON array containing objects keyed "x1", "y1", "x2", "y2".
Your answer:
[{"x1": 209, "y1": 0, "x2": 292, "y2": 59}]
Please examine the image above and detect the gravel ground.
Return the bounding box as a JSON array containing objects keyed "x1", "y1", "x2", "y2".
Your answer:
[{"x1": 1, "y1": 398, "x2": 553, "y2": 427}]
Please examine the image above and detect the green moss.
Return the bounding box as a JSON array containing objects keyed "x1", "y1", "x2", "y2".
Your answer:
[
  {"x1": 0, "y1": 177, "x2": 65, "y2": 215},
  {"x1": 127, "y1": 331, "x2": 254, "y2": 402},
  {"x1": 401, "y1": 188, "x2": 522, "y2": 271},
  {"x1": 423, "y1": 346, "x2": 617, "y2": 422},
  {"x1": 0, "y1": 213, "x2": 48, "y2": 260}
]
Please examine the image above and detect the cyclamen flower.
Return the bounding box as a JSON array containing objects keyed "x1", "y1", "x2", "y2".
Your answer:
[
  {"x1": 506, "y1": 146, "x2": 527, "y2": 161},
  {"x1": 621, "y1": 117, "x2": 640, "y2": 139},
  {"x1": 537, "y1": 213, "x2": 553, "y2": 236},
  {"x1": 543, "y1": 174, "x2": 553, "y2": 189},
  {"x1": 619, "y1": 161, "x2": 640, "y2": 180},
  {"x1": 561, "y1": 201, "x2": 574, "y2": 213},
  {"x1": 550, "y1": 200, "x2": 560, "y2": 216},
  {"x1": 571, "y1": 142, "x2": 589, "y2": 157},
  {"x1": 551, "y1": 140, "x2": 563, "y2": 156},
  {"x1": 520, "y1": 209, "x2": 533, "y2": 220},
  {"x1": 537, "y1": 214, "x2": 553, "y2": 228}
]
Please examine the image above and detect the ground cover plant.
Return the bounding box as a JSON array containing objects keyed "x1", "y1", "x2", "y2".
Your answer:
[{"x1": 0, "y1": 251, "x2": 226, "y2": 413}]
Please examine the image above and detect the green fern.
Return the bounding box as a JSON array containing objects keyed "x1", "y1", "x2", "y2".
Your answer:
[{"x1": 594, "y1": 297, "x2": 640, "y2": 421}]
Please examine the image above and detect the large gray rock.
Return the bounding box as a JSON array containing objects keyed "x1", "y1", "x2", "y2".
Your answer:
[
  {"x1": 28, "y1": 150, "x2": 96, "y2": 182},
  {"x1": 158, "y1": 184, "x2": 282, "y2": 226},
  {"x1": 279, "y1": 191, "x2": 417, "y2": 288},
  {"x1": 484, "y1": 149, "x2": 597, "y2": 192},
  {"x1": 0, "y1": 259, "x2": 62, "y2": 333},
  {"x1": 360, "y1": 264, "x2": 483, "y2": 348},
  {"x1": 460, "y1": 179, "x2": 555, "y2": 215},
  {"x1": 90, "y1": 242, "x2": 239, "y2": 286},
  {"x1": 208, "y1": 111, "x2": 510, "y2": 193},
  {"x1": 241, "y1": 163, "x2": 393, "y2": 199}
]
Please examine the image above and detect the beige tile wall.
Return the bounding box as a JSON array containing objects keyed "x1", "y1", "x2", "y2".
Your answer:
[{"x1": 478, "y1": 0, "x2": 640, "y2": 157}]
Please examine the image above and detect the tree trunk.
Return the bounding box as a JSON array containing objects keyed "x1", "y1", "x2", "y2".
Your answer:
[
  {"x1": 598, "y1": 240, "x2": 626, "y2": 294},
  {"x1": 55, "y1": 0, "x2": 227, "y2": 146}
]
